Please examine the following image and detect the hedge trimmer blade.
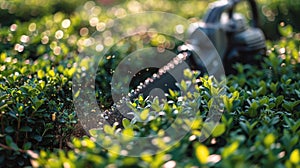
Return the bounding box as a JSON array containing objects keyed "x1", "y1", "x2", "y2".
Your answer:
[{"x1": 103, "y1": 50, "x2": 192, "y2": 126}]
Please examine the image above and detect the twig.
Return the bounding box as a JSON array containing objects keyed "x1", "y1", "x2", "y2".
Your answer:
[{"x1": 0, "y1": 142, "x2": 26, "y2": 153}]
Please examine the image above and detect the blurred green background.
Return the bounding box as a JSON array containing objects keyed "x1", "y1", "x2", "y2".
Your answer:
[{"x1": 0, "y1": 0, "x2": 299, "y2": 39}]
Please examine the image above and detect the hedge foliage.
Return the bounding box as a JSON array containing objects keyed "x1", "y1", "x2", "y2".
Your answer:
[
  {"x1": 0, "y1": 0, "x2": 299, "y2": 167},
  {"x1": 32, "y1": 27, "x2": 300, "y2": 168}
]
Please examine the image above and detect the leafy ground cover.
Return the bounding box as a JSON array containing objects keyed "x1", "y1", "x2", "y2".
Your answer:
[{"x1": 0, "y1": 0, "x2": 299, "y2": 167}]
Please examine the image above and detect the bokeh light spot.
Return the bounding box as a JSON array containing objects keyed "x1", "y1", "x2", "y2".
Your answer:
[
  {"x1": 28, "y1": 23, "x2": 36, "y2": 32},
  {"x1": 62, "y1": 19, "x2": 71, "y2": 29},
  {"x1": 20, "y1": 35, "x2": 30, "y2": 43},
  {"x1": 10, "y1": 24, "x2": 17, "y2": 31},
  {"x1": 80, "y1": 27, "x2": 89, "y2": 36},
  {"x1": 55, "y1": 30, "x2": 64, "y2": 39}
]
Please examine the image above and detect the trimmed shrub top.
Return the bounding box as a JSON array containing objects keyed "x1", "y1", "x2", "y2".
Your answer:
[{"x1": 0, "y1": 0, "x2": 299, "y2": 167}]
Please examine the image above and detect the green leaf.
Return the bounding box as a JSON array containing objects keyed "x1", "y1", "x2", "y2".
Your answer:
[
  {"x1": 292, "y1": 120, "x2": 300, "y2": 133},
  {"x1": 140, "y1": 109, "x2": 150, "y2": 121},
  {"x1": 195, "y1": 144, "x2": 209, "y2": 164},
  {"x1": 232, "y1": 91, "x2": 239, "y2": 100},
  {"x1": 292, "y1": 100, "x2": 300, "y2": 109},
  {"x1": 264, "y1": 133, "x2": 275, "y2": 148},
  {"x1": 89, "y1": 129, "x2": 99, "y2": 137},
  {"x1": 33, "y1": 135, "x2": 43, "y2": 142},
  {"x1": 122, "y1": 118, "x2": 131, "y2": 128},
  {"x1": 163, "y1": 103, "x2": 171, "y2": 114},
  {"x1": 275, "y1": 95, "x2": 284, "y2": 107},
  {"x1": 290, "y1": 136, "x2": 299, "y2": 148},
  {"x1": 48, "y1": 70, "x2": 55, "y2": 77},
  {"x1": 295, "y1": 90, "x2": 300, "y2": 98},
  {"x1": 207, "y1": 98, "x2": 214, "y2": 109},
  {"x1": 20, "y1": 126, "x2": 32, "y2": 132},
  {"x1": 122, "y1": 128, "x2": 134, "y2": 141},
  {"x1": 23, "y1": 142, "x2": 32, "y2": 150},
  {"x1": 168, "y1": 89, "x2": 176, "y2": 98},
  {"x1": 210, "y1": 85, "x2": 219, "y2": 96},
  {"x1": 18, "y1": 105, "x2": 24, "y2": 113},
  {"x1": 104, "y1": 125, "x2": 114, "y2": 135},
  {"x1": 0, "y1": 104, "x2": 8, "y2": 111},
  {"x1": 222, "y1": 141, "x2": 239, "y2": 159},
  {"x1": 180, "y1": 80, "x2": 187, "y2": 92},
  {"x1": 138, "y1": 95, "x2": 143, "y2": 103},
  {"x1": 0, "y1": 94, "x2": 8, "y2": 102},
  {"x1": 151, "y1": 97, "x2": 161, "y2": 112},
  {"x1": 279, "y1": 24, "x2": 293, "y2": 37},
  {"x1": 37, "y1": 70, "x2": 45, "y2": 79},
  {"x1": 33, "y1": 99, "x2": 44, "y2": 110},
  {"x1": 285, "y1": 79, "x2": 292, "y2": 85},
  {"x1": 250, "y1": 101, "x2": 259, "y2": 109},
  {"x1": 282, "y1": 100, "x2": 299, "y2": 112},
  {"x1": 239, "y1": 122, "x2": 248, "y2": 134},
  {"x1": 5, "y1": 135, "x2": 13, "y2": 144},
  {"x1": 5, "y1": 135, "x2": 19, "y2": 151},
  {"x1": 67, "y1": 67, "x2": 76, "y2": 77},
  {"x1": 183, "y1": 69, "x2": 193, "y2": 79},
  {"x1": 20, "y1": 66, "x2": 27, "y2": 74},
  {"x1": 212, "y1": 123, "x2": 226, "y2": 137},
  {"x1": 290, "y1": 149, "x2": 300, "y2": 164},
  {"x1": 0, "y1": 53, "x2": 6, "y2": 62},
  {"x1": 259, "y1": 97, "x2": 269, "y2": 105},
  {"x1": 270, "y1": 82, "x2": 278, "y2": 93},
  {"x1": 5, "y1": 126, "x2": 14, "y2": 133},
  {"x1": 223, "y1": 95, "x2": 233, "y2": 112},
  {"x1": 257, "y1": 81, "x2": 267, "y2": 96},
  {"x1": 74, "y1": 90, "x2": 80, "y2": 98},
  {"x1": 39, "y1": 80, "x2": 45, "y2": 89}
]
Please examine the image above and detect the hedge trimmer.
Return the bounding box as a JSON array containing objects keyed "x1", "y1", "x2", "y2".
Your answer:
[{"x1": 103, "y1": 0, "x2": 266, "y2": 126}]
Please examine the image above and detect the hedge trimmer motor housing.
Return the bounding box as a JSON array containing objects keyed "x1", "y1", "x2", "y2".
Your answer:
[{"x1": 187, "y1": 0, "x2": 266, "y2": 74}]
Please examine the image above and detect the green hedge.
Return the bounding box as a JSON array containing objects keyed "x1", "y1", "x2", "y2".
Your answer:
[
  {"x1": 0, "y1": 0, "x2": 299, "y2": 167},
  {"x1": 31, "y1": 29, "x2": 300, "y2": 167}
]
